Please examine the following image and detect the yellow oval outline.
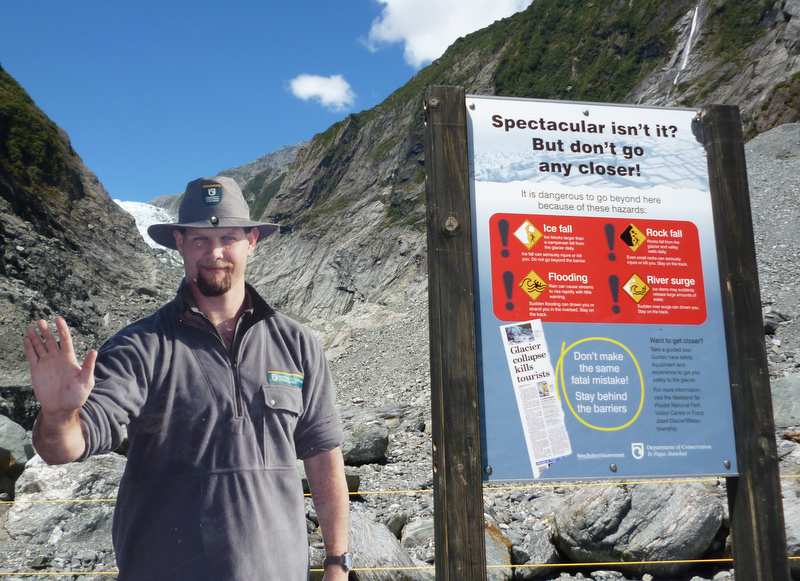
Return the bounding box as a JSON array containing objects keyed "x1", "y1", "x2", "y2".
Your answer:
[{"x1": 555, "y1": 336, "x2": 645, "y2": 432}]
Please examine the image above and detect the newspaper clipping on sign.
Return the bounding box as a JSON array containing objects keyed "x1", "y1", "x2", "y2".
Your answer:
[{"x1": 500, "y1": 319, "x2": 571, "y2": 477}]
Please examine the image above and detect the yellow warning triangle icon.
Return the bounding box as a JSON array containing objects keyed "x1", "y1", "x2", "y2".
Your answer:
[
  {"x1": 520, "y1": 270, "x2": 547, "y2": 300},
  {"x1": 623, "y1": 273, "x2": 650, "y2": 303}
]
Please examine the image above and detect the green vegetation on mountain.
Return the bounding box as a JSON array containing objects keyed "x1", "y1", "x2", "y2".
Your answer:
[
  {"x1": 493, "y1": 0, "x2": 688, "y2": 102},
  {"x1": 0, "y1": 65, "x2": 71, "y2": 192},
  {"x1": 369, "y1": 0, "x2": 693, "y2": 112},
  {"x1": 707, "y1": 0, "x2": 773, "y2": 61}
]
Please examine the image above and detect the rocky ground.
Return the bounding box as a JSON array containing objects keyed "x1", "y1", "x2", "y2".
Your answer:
[
  {"x1": 748, "y1": 123, "x2": 800, "y2": 376},
  {"x1": 0, "y1": 124, "x2": 798, "y2": 579}
]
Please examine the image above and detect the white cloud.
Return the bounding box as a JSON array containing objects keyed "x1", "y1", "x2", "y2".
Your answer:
[
  {"x1": 289, "y1": 74, "x2": 356, "y2": 111},
  {"x1": 367, "y1": 0, "x2": 533, "y2": 68}
]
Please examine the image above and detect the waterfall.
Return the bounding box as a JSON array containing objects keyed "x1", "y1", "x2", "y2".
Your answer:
[{"x1": 674, "y1": 4, "x2": 701, "y2": 86}]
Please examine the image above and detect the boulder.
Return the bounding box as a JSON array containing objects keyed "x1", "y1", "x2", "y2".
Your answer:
[
  {"x1": 342, "y1": 423, "x2": 389, "y2": 465},
  {"x1": 400, "y1": 517, "x2": 435, "y2": 563},
  {"x1": 554, "y1": 484, "x2": 723, "y2": 576},
  {"x1": 339, "y1": 404, "x2": 406, "y2": 466},
  {"x1": 0, "y1": 415, "x2": 32, "y2": 472},
  {"x1": 511, "y1": 518, "x2": 560, "y2": 579},
  {"x1": 398, "y1": 516, "x2": 514, "y2": 580},
  {"x1": 0, "y1": 385, "x2": 39, "y2": 429},
  {"x1": 384, "y1": 509, "x2": 412, "y2": 539},
  {"x1": 764, "y1": 310, "x2": 790, "y2": 335},
  {"x1": 6, "y1": 453, "x2": 124, "y2": 546},
  {"x1": 310, "y1": 510, "x2": 431, "y2": 581},
  {"x1": 485, "y1": 522, "x2": 513, "y2": 581}
]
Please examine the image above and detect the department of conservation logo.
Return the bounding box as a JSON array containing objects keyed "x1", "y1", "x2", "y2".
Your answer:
[
  {"x1": 203, "y1": 184, "x2": 223, "y2": 206},
  {"x1": 631, "y1": 442, "x2": 644, "y2": 460},
  {"x1": 267, "y1": 370, "x2": 304, "y2": 388}
]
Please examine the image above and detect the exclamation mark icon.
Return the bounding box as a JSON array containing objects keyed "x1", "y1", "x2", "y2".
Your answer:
[
  {"x1": 609, "y1": 275, "x2": 620, "y2": 314},
  {"x1": 503, "y1": 271, "x2": 514, "y2": 310},
  {"x1": 499, "y1": 219, "x2": 510, "y2": 257},
  {"x1": 604, "y1": 223, "x2": 616, "y2": 261}
]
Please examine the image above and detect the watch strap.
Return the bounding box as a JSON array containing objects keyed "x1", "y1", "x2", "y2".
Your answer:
[{"x1": 323, "y1": 552, "x2": 353, "y2": 572}]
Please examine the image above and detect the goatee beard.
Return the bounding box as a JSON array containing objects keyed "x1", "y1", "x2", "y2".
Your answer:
[{"x1": 196, "y1": 269, "x2": 232, "y2": 297}]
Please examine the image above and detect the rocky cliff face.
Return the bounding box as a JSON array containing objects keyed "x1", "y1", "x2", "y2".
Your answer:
[
  {"x1": 240, "y1": 0, "x2": 799, "y2": 331},
  {"x1": 628, "y1": 0, "x2": 800, "y2": 136},
  {"x1": 0, "y1": 65, "x2": 180, "y2": 385},
  {"x1": 218, "y1": 143, "x2": 302, "y2": 218}
]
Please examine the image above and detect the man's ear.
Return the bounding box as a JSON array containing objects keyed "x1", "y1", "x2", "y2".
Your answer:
[
  {"x1": 172, "y1": 229, "x2": 184, "y2": 253},
  {"x1": 247, "y1": 229, "x2": 260, "y2": 254}
]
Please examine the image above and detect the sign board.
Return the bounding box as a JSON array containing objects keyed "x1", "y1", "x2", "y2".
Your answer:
[{"x1": 467, "y1": 95, "x2": 738, "y2": 480}]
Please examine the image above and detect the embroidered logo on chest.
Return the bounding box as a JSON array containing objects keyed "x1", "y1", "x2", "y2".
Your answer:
[{"x1": 267, "y1": 370, "x2": 304, "y2": 388}]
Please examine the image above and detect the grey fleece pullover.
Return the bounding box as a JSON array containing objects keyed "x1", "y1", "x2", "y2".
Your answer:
[{"x1": 78, "y1": 282, "x2": 343, "y2": 580}]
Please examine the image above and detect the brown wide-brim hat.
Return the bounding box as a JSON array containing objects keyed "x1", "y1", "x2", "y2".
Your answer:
[{"x1": 147, "y1": 176, "x2": 280, "y2": 250}]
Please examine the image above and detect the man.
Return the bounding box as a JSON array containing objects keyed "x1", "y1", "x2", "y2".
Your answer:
[{"x1": 23, "y1": 177, "x2": 351, "y2": 581}]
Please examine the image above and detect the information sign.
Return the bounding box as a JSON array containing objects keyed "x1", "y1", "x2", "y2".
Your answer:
[{"x1": 467, "y1": 95, "x2": 738, "y2": 480}]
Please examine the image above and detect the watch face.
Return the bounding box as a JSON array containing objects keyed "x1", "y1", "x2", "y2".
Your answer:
[{"x1": 343, "y1": 552, "x2": 353, "y2": 570}]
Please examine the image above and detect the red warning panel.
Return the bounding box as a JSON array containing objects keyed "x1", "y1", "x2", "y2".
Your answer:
[{"x1": 489, "y1": 214, "x2": 706, "y2": 324}]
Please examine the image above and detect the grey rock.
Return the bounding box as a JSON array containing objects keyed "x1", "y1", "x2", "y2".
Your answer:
[
  {"x1": 772, "y1": 374, "x2": 800, "y2": 428},
  {"x1": 6, "y1": 454, "x2": 123, "y2": 546},
  {"x1": 134, "y1": 286, "x2": 159, "y2": 298},
  {"x1": 0, "y1": 385, "x2": 39, "y2": 429},
  {"x1": 765, "y1": 310, "x2": 790, "y2": 335},
  {"x1": 377, "y1": 403, "x2": 407, "y2": 420},
  {"x1": 512, "y1": 519, "x2": 560, "y2": 579},
  {"x1": 310, "y1": 510, "x2": 431, "y2": 581},
  {"x1": 342, "y1": 423, "x2": 389, "y2": 466},
  {"x1": 400, "y1": 517, "x2": 435, "y2": 562},
  {"x1": 0, "y1": 415, "x2": 32, "y2": 473},
  {"x1": 485, "y1": 523, "x2": 513, "y2": 581},
  {"x1": 398, "y1": 517, "x2": 513, "y2": 580},
  {"x1": 554, "y1": 484, "x2": 723, "y2": 575},
  {"x1": 384, "y1": 509, "x2": 411, "y2": 539}
]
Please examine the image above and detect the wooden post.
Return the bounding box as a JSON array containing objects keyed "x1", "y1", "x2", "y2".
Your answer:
[
  {"x1": 425, "y1": 85, "x2": 488, "y2": 581},
  {"x1": 702, "y1": 105, "x2": 790, "y2": 581}
]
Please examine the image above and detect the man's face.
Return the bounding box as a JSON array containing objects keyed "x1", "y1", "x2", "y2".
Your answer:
[{"x1": 173, "y1": 227, "x2": 259, "y2": 297}]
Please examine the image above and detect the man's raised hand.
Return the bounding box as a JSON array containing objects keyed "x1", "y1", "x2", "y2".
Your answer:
[{"x1": 23, "y1": 316, "x2": 97, "y2": 419}]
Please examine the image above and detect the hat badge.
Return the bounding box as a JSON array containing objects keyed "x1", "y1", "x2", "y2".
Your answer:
[{"x1": 203, "y1": 184, "x2": 223, "y2": 206}]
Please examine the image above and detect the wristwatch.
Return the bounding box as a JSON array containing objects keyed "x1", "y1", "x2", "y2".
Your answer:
[{"x1": 323, "y1": 552, "x2": 353, "y2": 573}]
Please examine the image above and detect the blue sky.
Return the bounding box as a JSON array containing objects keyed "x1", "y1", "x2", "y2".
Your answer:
[{"x1": 2, "y1": 0, "x2": 531, "y2": 201}]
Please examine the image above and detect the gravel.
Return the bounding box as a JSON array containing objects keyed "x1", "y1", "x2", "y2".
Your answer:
[{"x1": 747, "y1": 123, "x2": 800, "y2": 376}]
